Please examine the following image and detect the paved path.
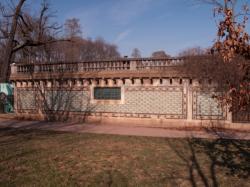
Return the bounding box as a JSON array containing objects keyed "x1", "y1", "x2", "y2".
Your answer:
[{"x1": 0, "y1": 118, "x2": 250, "y2": 140}]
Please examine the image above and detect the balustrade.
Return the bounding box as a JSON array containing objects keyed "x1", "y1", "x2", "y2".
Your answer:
[{"x1": 12, "y1": 58, "x2": 182, "y2": 75}]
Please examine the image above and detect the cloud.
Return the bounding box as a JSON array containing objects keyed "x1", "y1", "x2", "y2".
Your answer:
[{"x1": 114, "y1": 29, "x2": 132, "y2": 43}]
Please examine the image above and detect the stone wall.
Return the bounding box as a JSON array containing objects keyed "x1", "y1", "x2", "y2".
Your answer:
[
  {"x1": 11, "y1": 58, "x2": 249, "y2": 126},
  {"x1": 15, "y1": 80, "x2": 227, "y2": 123}
]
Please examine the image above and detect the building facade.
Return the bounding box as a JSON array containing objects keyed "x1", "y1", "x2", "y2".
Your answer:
[{"x1": 10, "y1": 58, "x2": 247, "y2": 129}]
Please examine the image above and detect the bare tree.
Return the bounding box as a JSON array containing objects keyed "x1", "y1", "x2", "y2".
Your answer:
[
  {"x1": 0, "y1": 0, "x2": 26, "y2": 82},
  {"x1": 79, "y1": 37, "x2": 120, "y2": 61},
  {"x1": 63, "y1": 18, "x2": 83, "y2": 61},
  {"x1": 178, "y1": 46, "x2": 208, "y2": 57},
  {"x1": 64, "y1": 18, "x2": 82, "y2": 39},
  {"x1": 131, "y1": 48, "x2": 141, "y2": 58},
  {"x1": 0, "y1": 0, "x2": 65, "y2": 81},
  {"x1": 62, "y1": 18, "x2": 120, "y2": 61},
  {"x1": 151, "y1": 50, "x2": 171, "y2": 58}
]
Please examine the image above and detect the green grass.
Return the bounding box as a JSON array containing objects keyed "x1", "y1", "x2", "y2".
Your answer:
[{"x1": 0, "y1": 127, "x2": 249, "y2": 187}]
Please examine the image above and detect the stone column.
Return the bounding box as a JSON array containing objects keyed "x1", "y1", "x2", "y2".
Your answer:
[
  {"x1": 185, "y1": 79, "x2": 193, "y2": 121},
  {"x1": 83, "y1": 79, "x2": 90, "y2": 87},
  {"x1": 152, "y1": 78, "x2": 160, "y2": 86},
  {"x1": 134, "y1": 78, "x2": 142, "y2": 86},
  {"x1": 116, "y1": 79, "x2": 124, "y2": 86},
  {"x1": 142, "y1": 78, "x2": 151, "y2": 86},
  {"x1": 125, "y1": 78, "x2": 132, "y2": 86},
  {"x1": 107, "y1": 79, "x2": 115, "y2": 86},
  {"x1": 91, "y1": 79, "x2": 98, "y2": 86},
  {"x1": 130, "y1": 61, "x2": 137, "y2": 70},
  {"x1": 226, "y1": 106, "x2": 233, "y2": 123},
  {"x1": 76, "y1": 79, "x2": 82, "y2": 87},
  {"x1": 10, "y1": 63, "x2": 17, "y2": 74},
  {"x1": 99, "y1": 79, "x2": 106, "y2": 86},
  {"x1": 38, "y1": 80, "x2": 45, "y2": 119},
  {"x1": 162, "y1": 78, "x2": 170, "y2": 86}
]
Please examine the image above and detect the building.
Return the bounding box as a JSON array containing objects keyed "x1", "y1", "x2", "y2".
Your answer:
[{"x1": 9, "y1": 58, "x2": 250, "y2": 129}]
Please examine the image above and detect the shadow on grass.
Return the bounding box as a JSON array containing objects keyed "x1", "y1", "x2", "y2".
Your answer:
[
  {"x1": 0, "y1": 126, "x2": 67, "y2": 146},
  {"x1": 167, "y1": 135, "x2": 250, "y2": 187},
  {"x1": 0, "y1": 124, "x2": 249, "y2": 186}
]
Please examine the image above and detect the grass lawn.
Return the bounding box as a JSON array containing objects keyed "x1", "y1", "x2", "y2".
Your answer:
[{"x1": 0, "y1": 127, "x2": 249, "y2": 187}]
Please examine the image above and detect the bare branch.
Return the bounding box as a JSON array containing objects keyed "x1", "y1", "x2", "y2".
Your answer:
[{"x1": 12, "y1": 38, "x2": 70, "y2": 53}]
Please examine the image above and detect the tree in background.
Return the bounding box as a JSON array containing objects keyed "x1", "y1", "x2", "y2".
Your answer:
[
  {"x1": 35, "y1": 18, "x2": 120, "y2": 62},
  {"x1": 131, "y1": 48, "x2": 141, "y2": 58},
  {"x1": 63, "y1": 18, "x2": 82, "y2": 61},
  {"x1": 64, "y1": 18, "x2": 82, "y2": 39},
  {"x1": 151, "y1": 50, "x2": 171, "y2": 58},
  {"x1": 178, "y1": 46, "x2": 208, "y2": 57}
]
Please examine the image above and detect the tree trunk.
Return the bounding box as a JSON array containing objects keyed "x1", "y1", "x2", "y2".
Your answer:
[{"x1": 0, "y1": 0, "x2": 26, "y2": 83}]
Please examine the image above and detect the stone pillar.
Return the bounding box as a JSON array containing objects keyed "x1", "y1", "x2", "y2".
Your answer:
[
  {"x1": 162, "y1": 78, "x2": 170, "y2": 86},
  {"x1": 125, "y1": 78, "x2": 132, "y2": 86},
  {"x1": 193, "y1": 79, "x2": 200, "y2": 87},
  {"x1": 28, "y1": 81, "x2": 33, "y2": 87},
  {"x1": 54, "y1": 80, "x2": 59, "y2": 87},
  {"x1": 49, "y1": 80, "x2": 53, "y2": 87},
  {"x1": 76, "y1": 79, "x2": 82, "y2": 87},
  {"x1": 153, "y1": 78, "x2": 160, "y2": 86},
  {"x1": 22, "y1": 81, "x2": 27, "y2": 87},
  {"x1": 185, "y1": 79, "x2": 193, "y2": 121},
  {"x1": 99, "y1": 79, "x2": 106, "y2": 86},
  {"x1": 83, "y1": 79, "x2": 90, "y2": 87},
  {"x1": 142, "y1": 78, "x2": 151, "y2": 86},
  {"x1": 91, "y1": 79, "x2": 98, "y2": 86},
  {"x1": 107, "y1": 79, "x2": 115, "y2": 86},
  {"x1": 172, "y1": 78, "x2": 180, "y2": 86},
  {"x1": 130, "y1": 61, "x2": 137, "y2": 70},
  {"x1": 134, "y1": 78, "x2": 142, "y2": 86},
  {"x1": 116, "y1": 79, "x2": 124, "y2": 86},
  {"x1": 10, "y1": 63, "x2": 17, "y2": 74},
  {"x1": 226, "y1": 106, "x2": 233, "y2": 123},
  {"x1": 16, "y1": 81, "x2": 21, "y2": 88},
  {"x1": 67, "y1": 79, "x2": 72, "y2": 87},
  {"x1": 38, "y1": 80, "x2": 45, "y2": 119}
]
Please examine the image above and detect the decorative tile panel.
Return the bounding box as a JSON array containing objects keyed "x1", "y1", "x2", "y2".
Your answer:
[
  {"x1": 193, "y1": 90, "x2": 226, "y2": 120},
  {"x1": 91, "y1": 86, "x2": 187, "y2": 119},
  {"x1": 17, "y1": 86, "x2": 187, "y2": 119},
  {"x1": 17, "y1": 88, "x2": 37, "y2": 110},
  {"x1": 45, "y1": 90, "x2": 90, "y2": 112}
]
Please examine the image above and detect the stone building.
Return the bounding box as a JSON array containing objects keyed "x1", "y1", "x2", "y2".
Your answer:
[{"x1": 9, "y1": 58, "x2": 249, "y2": 129}]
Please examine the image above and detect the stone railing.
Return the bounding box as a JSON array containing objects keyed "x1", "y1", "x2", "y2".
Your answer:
[{"x1": 11, "y1": 58, "x2": 184, "y2": 74}]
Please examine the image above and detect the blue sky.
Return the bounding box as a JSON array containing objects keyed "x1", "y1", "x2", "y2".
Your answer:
[{"x1": 31, "y1": 0, "x2": 250, "y2": 57}]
